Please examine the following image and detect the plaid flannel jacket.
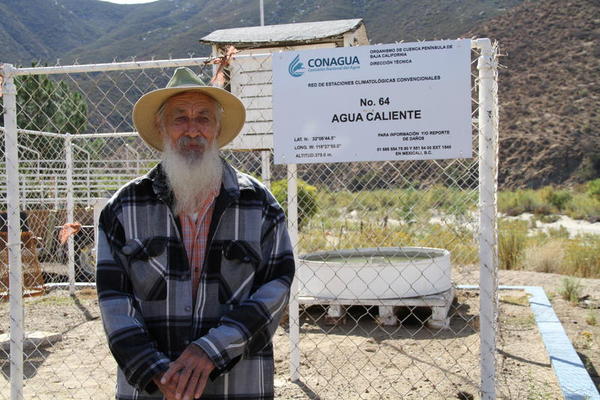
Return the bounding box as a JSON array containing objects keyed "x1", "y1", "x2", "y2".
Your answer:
[{"x1": 96, "y1": 160, "x2": 295, "y2": 400}]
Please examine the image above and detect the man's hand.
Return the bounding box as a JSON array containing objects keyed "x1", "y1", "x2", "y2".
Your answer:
[
  {"x1": 153, "y1": 372, "x2": 178, "y2": 400},
  {"x1": 161, "y1": 344, "x2": 215, "y2": 400}
]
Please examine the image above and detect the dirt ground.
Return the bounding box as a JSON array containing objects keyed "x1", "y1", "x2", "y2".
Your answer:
[
  {"x1": 0, "y1": 268, "x2": 598, "y2": 400},
  {"x1": 454, "y1": 266, "x2": 600, "y2": 398}
]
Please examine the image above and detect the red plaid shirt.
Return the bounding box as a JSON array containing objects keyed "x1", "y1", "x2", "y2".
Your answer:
[{"x1": 179, "y1": 191, "x2": 218, "y2": 302}]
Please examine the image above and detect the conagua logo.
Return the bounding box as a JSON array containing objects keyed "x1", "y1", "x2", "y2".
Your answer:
[
  {"x1": 288, "y1": 54, "x2": 305, "y2": 77},
  {"x1": 307, "y1": 56, "x2": 360, "y2": 68}
]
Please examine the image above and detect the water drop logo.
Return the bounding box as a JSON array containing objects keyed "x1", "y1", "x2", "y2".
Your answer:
[{"x1": 288, "y1": 54, "x2": 305, "y2": 77}]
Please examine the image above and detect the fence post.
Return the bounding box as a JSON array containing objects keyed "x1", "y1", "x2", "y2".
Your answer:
[
  {"x1": 261, "y1": 151, "x2": 271, "y2": 189},
  {"x1": 3, "y1": 63, "x2": 24, "y2": 400},
  {"x1": 65, "y1": 133, "x2": 76, "y2": 294},
  {"x1": 287, "y1": 163, "x2": 300, "y2": 381},
  {"x1": 475, "y1": 38, "x2": 499, "y2": 400}
]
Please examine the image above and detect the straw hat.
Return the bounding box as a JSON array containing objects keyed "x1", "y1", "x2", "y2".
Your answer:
[{"x1": 132, "y1": 67, "x2": 246, "y2": 151}]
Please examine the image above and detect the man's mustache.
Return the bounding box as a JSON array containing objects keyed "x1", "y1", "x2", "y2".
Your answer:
[{"x1": 177, "y1": 135, "x2": 208, "y2": 148}]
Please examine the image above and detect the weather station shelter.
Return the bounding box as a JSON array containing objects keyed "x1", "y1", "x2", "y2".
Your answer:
[{"x1": 200, "y1": 18, "x2": 369, "y2": 151}]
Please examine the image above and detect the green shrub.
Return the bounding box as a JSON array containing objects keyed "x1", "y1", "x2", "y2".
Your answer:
[
  {"x1": 564, "y1": 193, "x2": 600, "y2": 221},
  {"x1": 271, "y1": 179, "x2": 318, "y2": 230},
  {"x1": 422, "y1": 184, "x2": 477, "y2": 216},
  {"x1": 540, "y1": 186, "x2": 572, "y2": 211},
  {"x1": 394, "y1": 189, "x2": 421, "y2": 221},
  {"x1": 587, "y1": 178, "x2": 600, "y2": 199},
  {"x1": 498, "y1": 219, "x2": 528, "y2": 270},
  {"x1": 498, "y1": 190, "x2": 542, "y2": 216},
  {"x1": 318, "y1": 190, "x2": 353, "y2": 213},
  {"x1": 558, "y1": 277, "x2": 582, "y2": 303},
  {"x1": 499, "y1": 186, "x2": 593, "y2": 217},
  {"x1": 419, "y1": 223, "x2": 478, "y2": 264}
]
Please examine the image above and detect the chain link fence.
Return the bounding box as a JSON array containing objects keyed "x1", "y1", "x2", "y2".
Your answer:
[{"x1": 0, "y1": 42, "x2": 570, "y2": 399}]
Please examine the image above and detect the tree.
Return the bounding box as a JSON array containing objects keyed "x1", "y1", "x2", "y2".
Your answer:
[{"x1": 3, "y1": 66, "x2": 88, "y2": 160}]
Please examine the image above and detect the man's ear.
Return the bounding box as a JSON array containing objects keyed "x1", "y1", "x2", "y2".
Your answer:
[{"x1": 155, "y1": 116, "x2": 166, "y2": 138}]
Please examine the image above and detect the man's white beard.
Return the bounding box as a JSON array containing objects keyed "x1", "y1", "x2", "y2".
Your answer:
[{"x1": 162, "y1": 138, "x2": 223, "y2": 215}]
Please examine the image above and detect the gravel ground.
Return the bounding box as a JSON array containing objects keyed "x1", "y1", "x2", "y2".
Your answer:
[{"x1": 0, "y1": 269, "x2": 598, "y2": 400}]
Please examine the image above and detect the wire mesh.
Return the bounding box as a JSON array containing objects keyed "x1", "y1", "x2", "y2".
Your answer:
[
  {"x1": 0, "y1": 81, "x2": 8, "y2": 398},
  {"x1": 0, "y1": 47, "x2": 561, "y2": 400}
]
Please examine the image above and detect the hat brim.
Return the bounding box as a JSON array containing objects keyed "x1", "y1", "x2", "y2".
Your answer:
[{"x1": 132, "y1": 86, "x2": 246, "y2": 151}]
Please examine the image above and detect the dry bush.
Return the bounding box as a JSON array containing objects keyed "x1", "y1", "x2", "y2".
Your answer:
[{"x1": 523, "y1": 239, "x2": 565, "y2": 274}]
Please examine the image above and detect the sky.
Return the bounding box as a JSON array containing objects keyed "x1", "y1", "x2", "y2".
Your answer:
[{"x1": 98, "y1": 0, "x2": 159, "y2": 4}]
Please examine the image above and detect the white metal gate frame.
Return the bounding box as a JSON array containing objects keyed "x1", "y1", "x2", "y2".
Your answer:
[{"x1": 0, "y1": 38, "x2": 499, "y2": 399}]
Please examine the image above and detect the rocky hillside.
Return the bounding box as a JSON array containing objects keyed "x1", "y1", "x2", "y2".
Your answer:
[
  {"x1": 1, "y1": 0, "x2": 597, "y2": 189},
  {"x1": 468, "y1": 0, "x2": 600, "y2": 188},
  {"x1": 0, "y1": 0, "x2": 522, "y2": 64},
  {"x1": 0, "y1": 0, "x2": 130, "y2": 63}
]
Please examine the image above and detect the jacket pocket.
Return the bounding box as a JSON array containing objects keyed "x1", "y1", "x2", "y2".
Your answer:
[
  {"x1": 220, "y1": 240, "x2": 261, "y2": 303},
  {"x1": 122, "y1": 237, "x2": 169, "y2": 301}
]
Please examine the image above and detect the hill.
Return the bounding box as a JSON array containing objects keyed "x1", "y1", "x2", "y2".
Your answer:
[
  {"x1": 1, "y1": 0, "x2": 598, "y2": 189},
  {"x1": 64, "y1": 0, "x2": 524, "y2": 63},
  {"x1": 0, "y1": 0, "x2": 523, "y2": 64},
  {"x1": 0, "y1": 0, "x2": 134, "y2": 64},
  {"x1": 467, "y1": 0, "x2": 600, "y2": 188}
]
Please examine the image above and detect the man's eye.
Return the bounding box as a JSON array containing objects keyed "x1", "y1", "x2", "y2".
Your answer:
[{"x1": 174, "y1": 117, "x2": 187, "y2": 123}]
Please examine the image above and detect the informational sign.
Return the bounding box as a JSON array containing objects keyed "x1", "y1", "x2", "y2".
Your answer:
[{"x1": 272, "y1": 39, "x2": 472, "y2": 164}]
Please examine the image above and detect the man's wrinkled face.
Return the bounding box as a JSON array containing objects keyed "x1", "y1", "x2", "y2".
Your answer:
[{"x1": 159, "y1": 92, "x2": 220, "y2": 159}]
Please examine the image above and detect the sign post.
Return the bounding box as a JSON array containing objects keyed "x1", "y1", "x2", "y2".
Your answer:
[
  {"x1": 274, "y1": 39, "x2": 474, "y2": 383},
  {"x1": 273, "y1": 39, "x2": 472, "y2": 164}
]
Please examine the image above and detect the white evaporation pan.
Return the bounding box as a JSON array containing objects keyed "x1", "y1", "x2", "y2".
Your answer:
[{"x1": 297, "y1": 247, "x2": 452, "y2": 300}]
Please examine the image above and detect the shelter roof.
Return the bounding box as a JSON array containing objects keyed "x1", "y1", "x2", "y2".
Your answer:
[{"x1": 200, "y1": 19, "x2": 364, "y2": 47}]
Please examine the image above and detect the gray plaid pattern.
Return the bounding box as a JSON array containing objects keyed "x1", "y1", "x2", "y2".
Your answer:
[{"x1": 97, "y1": 159, "x2": 295, "y2": 399}]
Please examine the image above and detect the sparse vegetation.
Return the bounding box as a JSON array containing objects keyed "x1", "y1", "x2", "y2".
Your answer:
[
  {"x1": 540, "y1": 186, "x2": 572, "y2": 212},
  {"x1": 500, "y1": 294, "x2": 530, "y2": 306},
  {"x1": 498, "y1": 220, "x2": 528, "y2": 270},
  {"x1": 575, "y1": 330, "x2": 594, "y2": 350},
  {"x1": 522, "y1": 239, "x2": 565, "y2": 274},
  {"x1": 558, "y1": 277, "x2": 583, "y2": 304},
  {"x1": 271, "y1": 179, "x2": 318, "y2": 230},
  {"x1": 587, "y1": 178, "x2": 600, "y2": 198},
  {"x1": 291, "y1": 183, "x2": 600, "y2": 279},
  {"x1": 499, "y1": 182, "x2": 600, "y2": 222},
  {"x1": 585, "y1": 311, "x2": 597, "y2": 326}
]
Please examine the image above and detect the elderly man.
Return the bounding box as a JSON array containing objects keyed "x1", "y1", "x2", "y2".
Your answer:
[{"x1": 97, "y1": 67, "x2": 295, "y2": 400}]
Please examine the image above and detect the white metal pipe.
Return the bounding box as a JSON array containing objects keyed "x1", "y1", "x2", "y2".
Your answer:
[
  {"x1": 0, "y1": 126, "x2": 67, "y2": 138},
  {"x1": 0, "y1": 127, "x2": 139, "y2": 139},
  {"x1": 72, "y1": 143, "x2": 92, "y2": 203},
  {"x1": 3, "y1": 63, "x2": 24, "y2": 400},
  {"x1": 260, "y1": 0, "x2": 265, "y2": 26},
  {"x1": 9, "y1": 52, "x2": 274, "y2": 77},
  {"x1": 54, "y1": 177, "x2": 59, "y2": 211},
  {"x1": 71, "y1": 132, "x2": 138, "y2": 138},
  {"x1": 287, "y1": 164, "x2": 300, "y2": 382},
  {"x1": 65, "y1": 134, "x2": 76, "y2": 294},
  {"x1": 11, "y1": 57, "x2": 211, "y2": 76},
  {"x1": 475, "y1": 38, "x2": 499, "y2": 400},
  {"x1": 261, "y1": 151, "x2": 271, "y2": 190}
]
